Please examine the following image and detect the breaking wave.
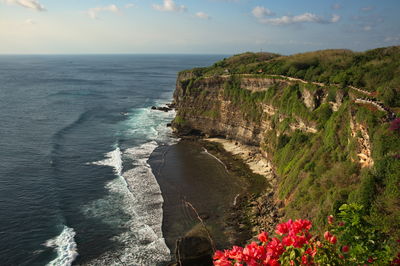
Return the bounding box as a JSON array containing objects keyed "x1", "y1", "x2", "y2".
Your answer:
[
  {"x1": 84, "y1": 102, "x2": 177, "y2": 265},
  {"x1": 44, "y1": 226, "x2": 78, "y2": 266}
]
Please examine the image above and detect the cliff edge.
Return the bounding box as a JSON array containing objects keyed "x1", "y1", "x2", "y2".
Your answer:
[{"x1": 172, "y1": 47, "x2": 400, "y2": 239}]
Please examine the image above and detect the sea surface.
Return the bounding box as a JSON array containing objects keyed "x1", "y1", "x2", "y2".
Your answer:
[{"x1": 0, "y1": 55, "x2": 225, "y2": 265}]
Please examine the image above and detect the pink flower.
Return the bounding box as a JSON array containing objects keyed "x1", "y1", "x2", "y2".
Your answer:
[{"x1": 329, "y1": 235, "x2": 337, "y2": 244}]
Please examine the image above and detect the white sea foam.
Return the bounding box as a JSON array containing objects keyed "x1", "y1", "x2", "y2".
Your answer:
[
  {"x1": 44, "y1": 226, "x2": 78, "y2": 266},
  {"x1": 92, "y1": 147, "x2": 123, "y2": 176},
  {"x1": 83, "y1": 103, "x2": 177, "y2": 265}
]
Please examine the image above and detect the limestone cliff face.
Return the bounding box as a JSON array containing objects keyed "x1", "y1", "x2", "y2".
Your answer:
[
  {"x1": 172, "y1": 73, "x2": 323, "y2": 146},
  {"x1": 350, "y1": 117, "x2": 374, "y2": 168},
  {"x1": 171, "y1": 49, "x2": 400, "y2": 241},
  {"x1": 173, "y1": 74, "x2": 266, "y2": 145}
]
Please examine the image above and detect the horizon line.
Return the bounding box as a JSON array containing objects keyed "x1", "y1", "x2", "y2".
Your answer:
[{"x1": 0, "y1": 53, "x2": 233, "y2": 56}]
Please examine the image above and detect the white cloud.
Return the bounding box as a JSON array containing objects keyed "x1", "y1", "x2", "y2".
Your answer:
[
  {"x1": 195, "y1": 12, "x2": 210, "y2": 19},
  {"x1": 3, "y1": 0, "x2": 45, "y2": 11},
  {"x1": 24, "y1": 18, "x2": 36, "y2": 25},
  {"x1": 152, "y1": 0, "x2": 186, "y2": 12},
  {"x1": 252, "y1": 6, "x2": 274, "y2": 19},
  {"x1": 361, "y1": 6, "x2": 374, "y2": 12},
  {"x1": 384, "y1": 36, "x2": 400, "y2": 42},
  {"x1": 258, "y1": 12, "x2": 340, "y2": 26},
  {"x1": 125, "y1": 3, "x2": 135, "y2": 9},
  {"x1": 363, "y1": 25, "x2": 372, "y2": 31},
  {"x1": 86, "y1": 5, "x2": 120, "y2": 19},
  {"x1": 332, "y1": 3, "x2": 342, "y2": 10},
  {"x1": 331, "y1": 14, "x2": 341, "y2": 23}
]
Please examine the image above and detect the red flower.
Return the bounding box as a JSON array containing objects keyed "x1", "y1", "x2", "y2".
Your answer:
[
  {"x1": 282, "y1": 235, "x2": 294, "y2": 247},
  {"x1": 342, "y1": 245, "x2": 349, "y2": 253},
  {"x1": 324, "y1": 231, "x2": 332, "y2": 241},
  {"x1": 213, "y1": 250, "x2": 226, "y2": 260},
  {"x1": 389, "y1": 118, "x2": 400, "y2": 134},
  {"x1": 293, "y1": 235, "x2": 307, "y2": 248},
  {"x1": 301, "y1": 255, "x2": 308, "y2": 265},
  {"x1": 258, "y1": 232, "x2": 269, "y2": 243},
  {"x1": 228, "y1": 246, "x2": 244, "y2": 261},
  {"x1": 264, "y1": 255, "x2": 281, "y2": 266},
  {"x1": 368, "y1": 257, "x2": 374, "y2": 263},
  {"x1": 391, "y1": 252, "x2": 400, "y2": 265},
  {"x1": 306, "y1": 247, "x2": 317, "y2": 257},
  {"x1": 329, "y1": 235, "x2": 337, "y2": 244},
  {"x1": 276, "y1": 222, "x2": 289, "y2": 235},
  {"x1": 266, "y1": 237, "x2": 284, "y2": 258},
  {"x1": 214, "y1": 258, "x2": 231, "y2": 266},
  {"x1": 328, "y1": 215, "x2": 334, "y2": 225}
]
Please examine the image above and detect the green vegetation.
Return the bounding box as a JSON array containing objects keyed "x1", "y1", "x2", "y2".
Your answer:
[
  {"x1": 182, "y1": 46, "x2": 400, "y2": 108},
  {"x1": 175, "y1": 46, "x2": 400, "y2": 242}
]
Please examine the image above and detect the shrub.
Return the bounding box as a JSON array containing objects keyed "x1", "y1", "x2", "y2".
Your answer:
[{"x1": 213, "y1": 203, "x2": 398, "y2": 265}]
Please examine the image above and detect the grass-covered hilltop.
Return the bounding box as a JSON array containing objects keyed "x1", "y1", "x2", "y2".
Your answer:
[{"x1": 172, "y1": 46, "x2": 400, "y2": 244}]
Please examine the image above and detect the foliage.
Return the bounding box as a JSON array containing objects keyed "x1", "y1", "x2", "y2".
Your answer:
[
  {"x1": 176, "y1": 46, "x2": 400, "y2": 244},
  {"x1": 191, "y1": 46, "x2": 400, "y2": 108},
  {"x1": 223, "y1": 75, "x2": 265, "y2": 122},
  {"x1": 173, "y1": 115, "x2": 186, "y2": 126},
  {"x1": 213, "y1": 204, "x2": 398, "y2": 265}
]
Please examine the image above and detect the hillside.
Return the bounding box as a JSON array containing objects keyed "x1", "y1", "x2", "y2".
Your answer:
[{"x1": 172, "y1": 46, "x2": 400, "y2": 241}]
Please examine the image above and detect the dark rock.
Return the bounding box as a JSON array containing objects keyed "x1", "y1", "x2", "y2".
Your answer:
[
  {"x1": 157, "y1": 106, "x2": 171, "y2": 112},
  {"x1": 167, "y1": 103, "x2": 176, "y2": 109},
  {"x1": 151, "y1": 106, "x2": 172, "y2": 112},
  {"x1": 175, "y1": 236, "x2": 213, "y2": 266},
  {"x1": 167, "y1": 123, "x2": 172, "y2": 127}
]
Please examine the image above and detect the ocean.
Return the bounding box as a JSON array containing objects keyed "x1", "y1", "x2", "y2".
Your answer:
[{"x1": 0, "y1": 55, "x2": 226, "y2": 265}]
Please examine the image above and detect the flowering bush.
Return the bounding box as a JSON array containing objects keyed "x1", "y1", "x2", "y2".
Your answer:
[
  {"x1": 389, "y1": 118, "x2": 400, "y2": 134},
  {"x1": 213, "y1": 204, "x2": 399, "y2": 265}
]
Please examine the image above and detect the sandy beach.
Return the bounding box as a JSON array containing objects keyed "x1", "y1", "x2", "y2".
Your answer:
[{"x1": 205, "y1": 138, "x2": 276, "y2": 186}]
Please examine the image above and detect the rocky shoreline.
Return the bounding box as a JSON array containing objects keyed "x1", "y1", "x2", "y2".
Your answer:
[
  {"x1": 167, "y1": 137, "x2": 281, "y2": 265},
  {"x1": 150, "y1": 103, "x2": 281, "y2": 265},
  {"x1": 200, "y1": 138, "x2": 281, "y2": 238}
]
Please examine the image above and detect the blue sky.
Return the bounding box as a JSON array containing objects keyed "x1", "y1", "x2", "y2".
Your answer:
[{"x1": 0, "y1": 0, "x2": 399, "y2": 54}]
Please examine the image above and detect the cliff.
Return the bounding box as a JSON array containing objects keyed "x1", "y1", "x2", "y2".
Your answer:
[{"x1": 172, "y1": 47, "x2": 400, "y2": 239}]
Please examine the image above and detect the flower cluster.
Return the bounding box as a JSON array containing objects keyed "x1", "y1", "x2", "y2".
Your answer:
[
  {"x1": 213, "y1": 219, "x2": 316, "y2": 266},
  {"x1": 213, "y1": 209, "x2": 400, "y2": 265}
]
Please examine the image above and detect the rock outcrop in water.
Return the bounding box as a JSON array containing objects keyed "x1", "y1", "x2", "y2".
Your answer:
[{"x1": 172, "y1": 47, "x2": 400, "y2": 242}]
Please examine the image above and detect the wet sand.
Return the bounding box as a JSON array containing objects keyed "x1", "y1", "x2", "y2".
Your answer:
[{"x1": 149, "y1": 140, "x2": 248, "y2": 252}]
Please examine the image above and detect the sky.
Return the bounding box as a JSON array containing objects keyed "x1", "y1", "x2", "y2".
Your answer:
[{"x1": 0, "y1": 0, "x2": 399, "y2": 54}]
